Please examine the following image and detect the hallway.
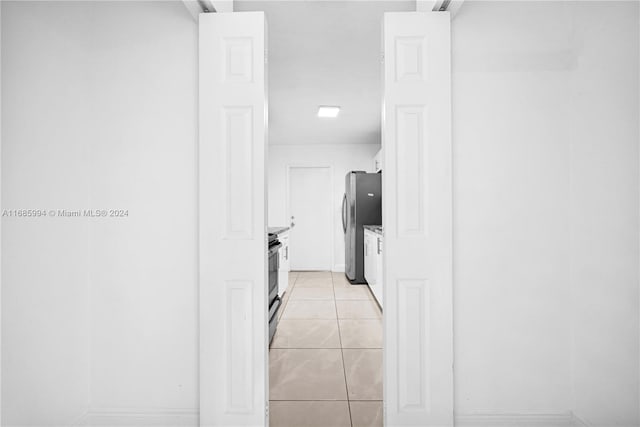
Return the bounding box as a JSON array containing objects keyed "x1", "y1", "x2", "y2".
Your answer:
[{"x1": 269, "y1": 271, "x2": 383, "y2": 427}]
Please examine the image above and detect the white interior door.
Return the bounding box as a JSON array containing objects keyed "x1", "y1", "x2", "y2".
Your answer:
[
  {"x1": 383, "y1": 12, "x2": 453, "y2": 426},
  {"x1": 199, "y1": 12, "x2": 267, "y2": 426},
  {"x1": 288, "y1": 166, "x2": 332, "y2": 271}
]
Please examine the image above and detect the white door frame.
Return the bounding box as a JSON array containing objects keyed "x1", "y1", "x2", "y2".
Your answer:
[{"x1": 284, "y1": 165, "x2": 334, "y2": 271}]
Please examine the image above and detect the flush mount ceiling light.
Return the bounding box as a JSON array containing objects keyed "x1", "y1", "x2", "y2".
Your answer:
[{"x1": 317, "y1": 106, "x2": 340, "y2": 118}]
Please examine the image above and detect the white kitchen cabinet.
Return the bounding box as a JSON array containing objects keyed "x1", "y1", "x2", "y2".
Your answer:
[
  {"x1": 374, "y1": 234, "x2": 383, "y2": 308},
  {"x1": 364, "y1": 230, "x2": 376, "y2": 287},
  {"x1": 364, "y1": 229, "x2": 383, "y2": 308},
  {"x1": 373, "y1": 148, "x2": 382, "y2": 173},
  {"x1": 278, "y1": 230, "x2": 290, "y2": 297}
]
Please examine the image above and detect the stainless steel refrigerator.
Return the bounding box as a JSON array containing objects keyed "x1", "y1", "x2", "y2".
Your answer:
[{"x1": 342, "y1": 171, "x2": 382, "y2": 284}]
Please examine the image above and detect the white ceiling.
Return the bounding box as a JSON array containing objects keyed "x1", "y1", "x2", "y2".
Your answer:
[{"x1": 235, "y1": 1, "x2": 415, "y2": 145}]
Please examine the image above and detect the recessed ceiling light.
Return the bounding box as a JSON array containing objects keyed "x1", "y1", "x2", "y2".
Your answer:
[{"x1": 317, "y1": 106, "x2": 340, "y2": 118}]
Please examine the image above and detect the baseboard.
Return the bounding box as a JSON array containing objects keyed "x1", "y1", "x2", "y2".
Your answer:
[
  {"x1": 332, "y1": 263, "x2": 345, "y2": 272},
  {"x1": 70, "y1": 410, "x2": 90, "y2": 426},
  {"x1": 77, "y1": 408, "x2": 198, "y2": 426},
  {"x1": 68, "y1": 407, "x2": 626, "y2": 427},
  {"x1": 455, "y1": 411, "x2": 580, "y2": 427},
  {"x1": 569, "y1": 414, "x2": 638, "y2": 427},
  {"x1": 572, "y1": 414, "x2": 590, "y2": 427}
]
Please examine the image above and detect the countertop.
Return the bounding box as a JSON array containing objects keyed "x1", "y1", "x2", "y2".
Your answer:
[
  {"x1": 363, "y1": 225, "x2": 383, "y2": 235},
  {"x1": 268, "y1": 226, "x2": 290, "y2": 235}
]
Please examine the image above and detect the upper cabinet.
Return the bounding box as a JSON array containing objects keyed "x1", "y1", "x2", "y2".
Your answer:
[{"x1": 373, "y1": 148, "x2": 382, "y2": 173}]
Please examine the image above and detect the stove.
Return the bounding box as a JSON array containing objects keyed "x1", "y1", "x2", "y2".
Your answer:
[{"x1": 268, "y1": 233, "x2": 282, "y2": 345}]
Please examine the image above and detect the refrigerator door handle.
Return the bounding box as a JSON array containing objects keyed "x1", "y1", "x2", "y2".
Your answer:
[{"x1": 341, "y1": 193, "x2": 347, "y2": 233}]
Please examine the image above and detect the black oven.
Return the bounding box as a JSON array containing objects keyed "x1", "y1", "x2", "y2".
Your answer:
[{"x1": 268, "y1": 233, "x2": 282, "y2": 345}]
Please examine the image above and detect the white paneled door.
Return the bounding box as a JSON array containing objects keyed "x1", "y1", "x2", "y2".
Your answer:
[
  {"x1": 288, "y1": 166, "x2": 333, "y2": 271},
  {"x1": 199, "y1": 12, "x2": 268, "y2": 427},
  {"x1": 383, "y1": 12, "x2": 453, "y2": 426}
]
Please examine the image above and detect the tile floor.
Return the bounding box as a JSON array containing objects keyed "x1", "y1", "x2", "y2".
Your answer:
[{"x1": 270, "y1": 271, "x2": 383, "y2": 427}]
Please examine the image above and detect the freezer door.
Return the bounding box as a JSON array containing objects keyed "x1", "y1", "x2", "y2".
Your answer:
[
  {"x1": 344, "y1": 173, "x2": 357, "y2": 281},
  {"x1": 351, "y1": 173, "x2": 382, "y2": 283}
]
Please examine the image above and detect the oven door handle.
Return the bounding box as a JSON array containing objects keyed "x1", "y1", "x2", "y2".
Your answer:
[{"x1": 268, "y1": 295, "x2": 281, "y2": 321}]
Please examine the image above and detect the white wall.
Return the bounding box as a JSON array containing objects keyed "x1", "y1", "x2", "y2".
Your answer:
[
  {"x1": 2, "y1": 2, "x2": 93, "y2": 424},
  {"x1": 1, "y1": 2, "x2": 4, "y2": 423},
  {"x1": 86, "y1": 1, "x2": 198, "y2": 415},
  {"x1": 268, "y1": 144, "x2": 379, "y2": 271},
  {"x1": 452, "y1": 1, "x2": 639, "y2": 425},
  {"x1": 3, "y1": 1, "x2": 639, "y2": 426},
  {"x1": 2, "y1": 1, "x2": 199, "y2": 424},
  {"x1": 568, "y1": 3, "x2": 639, "y2": 425}
]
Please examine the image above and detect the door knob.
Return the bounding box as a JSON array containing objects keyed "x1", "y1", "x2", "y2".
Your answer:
[{"x1": 290, "y1": 216, "x2": 296, "y2": 228}]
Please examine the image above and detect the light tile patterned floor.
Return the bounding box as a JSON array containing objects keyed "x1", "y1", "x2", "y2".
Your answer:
[{"x1": 270, "y1": 271, "x2": 383, "y2": 427}]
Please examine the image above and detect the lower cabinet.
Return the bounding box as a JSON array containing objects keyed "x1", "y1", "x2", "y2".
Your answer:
[
  {"x1": 364, "y1": 229, "x2": 383, "y2": 309},
  {"x1": 364, "y1": 230, "x2": 375, "y2": 288},
  {"x1": 374, "y1": 235, "x2": 383, "y2": 308},
  {"x1": 278, "y1": 231, "x2": 290, "y2": 297}
]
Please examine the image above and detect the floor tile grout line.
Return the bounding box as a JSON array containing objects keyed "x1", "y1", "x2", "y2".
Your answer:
[
  {"x1": 269, "y1": 274, "x2": 297, "y2": 424},
  {"x1": 332, "y1": 272, "x2": 354, "y2": 427},
  {"x1": 273, "y1": 273, "x2": 347, "y2": 399},
  {"x1": 272, "y1": 273, "x2": 382, "y2": 425},
  {"x1": 271, "y1": 273, "x2": 299, "y2": 350},
  {"x1": 277, "y1": 274, "x2": 298, "y2": 319},
  {"x1": 280, "y1": 317, "x2": 380, "y2": 320},
  {"x1": 289, "y1": 299, "x2": 371, "y2": 301},
  {"x1": 271, "y1": 347, "x2": 382, "y2": 350},
  {"x1": 269, "y1": 399, "x2": 380, "y2": 402}
]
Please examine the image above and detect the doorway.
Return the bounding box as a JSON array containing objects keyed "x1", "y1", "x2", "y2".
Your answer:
[
  {"x1": 198, "y1": 6, "x2": 452, "y2": 427},
  {"x1": 287, "y1": 166, "x2": 333, "y2": 271}
]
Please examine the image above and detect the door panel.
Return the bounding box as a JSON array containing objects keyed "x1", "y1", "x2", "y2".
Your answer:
[
  {"x1": 199, "y1": 12, "x2": 267, "y2": 426},
  {"x1": 345, "y1": 173, "x2": 357, "y2": 279},
  {"x1": 383, "y1": 12, "x2": 453, "y2": 426},
  {"x1": 288, "y1": 167, "x2": 332, "y2": 271}
]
